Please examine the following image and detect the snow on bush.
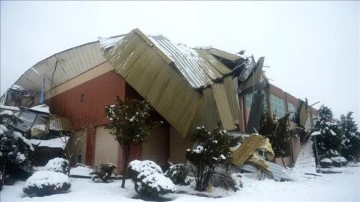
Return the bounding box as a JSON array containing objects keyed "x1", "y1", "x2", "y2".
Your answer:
[
  {"x1": 128, "y1": 160, "x2": 176, "y2": 197},
  {"x1": 164, "y1": 164, "x2": 189, "y2": 185},
  {"x1": 23, "y1": 171, "x2": 71, "y2": 196},
  {"x1": 186, "y1": 127, "x2": 232, "y2": 191},
  {"x1": 331, "y1": 156, "x2": 347, "y2": 167},
  {"x1": 320, "y1": 158, "x2": 333, "y2": 168},
  {"x1": 45, "y1": 158, "x2": 69, "y2": 174}
]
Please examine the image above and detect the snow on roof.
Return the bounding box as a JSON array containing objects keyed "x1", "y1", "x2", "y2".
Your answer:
[
  {"x1": 30, "y1": 104, "x2": 50, "y2": 114},
  {"x1": 99, "y1": 35, "x2": 125, "y2": 51},
  {"x1": 30, "y1": 137, "x2": 69, "y2": 149},
  {"x1": 0, "y1": 110, "x2": 14, "y2": 116},
  {"x1": 99, "y1": 31, "x2": 231, "y2": 89},
  {"x1": 0, "y1": 105, "x2": 20, "y2": 111}
]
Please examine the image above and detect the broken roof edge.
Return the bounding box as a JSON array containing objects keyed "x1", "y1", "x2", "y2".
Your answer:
[
  {"x1": 202, "y1": 47, "x2": 243, "y2": 62},
  {"x1": 11, "y1": 40, "x2": 100, "y2": 92}
]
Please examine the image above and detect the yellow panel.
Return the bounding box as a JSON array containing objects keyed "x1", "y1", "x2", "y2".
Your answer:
[
  {"x1": 213, "y1": 83, "x2": 236, "y2": 130},
  {"x1": 223, "y1": 77, "x2": 240, "y2": 121},
  {"x1": 206, "y1": 48, "x2": 241, "y2": 62},
  {"x1": 103, "y1": 31, "x2": 203, "y2": 137}
]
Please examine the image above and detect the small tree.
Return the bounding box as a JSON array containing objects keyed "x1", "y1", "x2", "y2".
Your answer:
[
  {"x1": 259, "y1": 111, "x2": 292, "y2": 158},
  {"x1": 185, "y1": 127, "x2": 232, "y2": 191},
  {"x1": 0, "y1": 110, "x2": 35, "y2": 186},
  {"x1": 59, "y1": 121, "x2": 91, "y2": 176},
  {"x1": 339, "y1": 112, "x2": 360, "y2": 161},
  {"x1": 312, "y1": 105, "x2": 343, "y2": 160},
  {"x1": 104, "y1": 96, "x2": 155, "y2": 188}
]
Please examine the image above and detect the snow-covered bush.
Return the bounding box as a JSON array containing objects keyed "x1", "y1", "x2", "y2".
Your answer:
[
  {"x1": 23, "y1": 171, "x2": 71, "y2": 196},
  {"x1": 0, "y1": 110, "x2": 35, "y2": 183},
  {"x1": 90, "y1": 163, "x2": 117, "y2": 182},
  {"x1": 164, "y1": 164, "x2": 188, "y2": 185},
  {"x1": 210, "y1": 171, "x2": 239, "y2": 191},
  {"x1": 331, "y1": 156, "x2": 347, "y2": 167},
  {"x1": 186, "y1": 127, "x2": 232, "y2": 191},
  {"x1": 320, "y1": 158, "x2": 333, "y2": 168},
  {"x1": 45, "y1": 158, "x2": 69, "y2": 174},
  {"x1": 128, "y1": 160, "x2": 176, "y2": 198}
]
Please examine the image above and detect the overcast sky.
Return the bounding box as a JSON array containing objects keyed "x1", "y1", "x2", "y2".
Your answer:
[{"x1": 1, "y1": 1, "x2": 359, "y2": 125}]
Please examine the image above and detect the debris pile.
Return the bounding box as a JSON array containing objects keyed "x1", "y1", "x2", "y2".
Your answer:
[{"x1": 230, "y1": 134, "x2": 290, "y2": 181}]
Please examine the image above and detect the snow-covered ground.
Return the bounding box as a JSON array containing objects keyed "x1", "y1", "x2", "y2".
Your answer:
[{"x1": 1, "y1": 164, "x2": 359, "y2": 202}]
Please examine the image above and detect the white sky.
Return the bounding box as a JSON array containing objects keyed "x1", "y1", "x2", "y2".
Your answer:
[{"x1": 1, "y1": 1, "x2": 359, "y2": 125}]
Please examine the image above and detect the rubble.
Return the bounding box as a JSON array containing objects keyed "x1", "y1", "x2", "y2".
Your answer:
[{"x1": 230, "y1": 133, "x2": 290, "y2": 181}]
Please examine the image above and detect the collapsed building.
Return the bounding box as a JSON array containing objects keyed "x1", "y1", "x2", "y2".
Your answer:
[{"x1": 0, "y1": 28, "x2": 318, "y2": 174}]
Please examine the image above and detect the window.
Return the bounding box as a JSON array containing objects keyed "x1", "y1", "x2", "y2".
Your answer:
[
  {"x1": 80, "y1": 94, "x2": 84, "y2": 103},
  {"x1": 78, "y1": 150, "x2": 82, "y2": 163},
  {"x1": 270, "y1": 94, "x2": 286, "y2": 118},
  {"x1": 245, "y1": 93, "x2": 253, "y2": 108},
  {"x1": 287, "y1": 102, "x2": 298, "y2": 122},
  {"x1": 305, "y1": 114, "x2": 311, "y2": 129},
  {"x1": 263, "y1": 91, "x2": 268, "y2": 112}
]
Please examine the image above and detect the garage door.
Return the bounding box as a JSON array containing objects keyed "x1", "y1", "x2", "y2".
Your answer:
[
  {"x1": 141, "y1": 126, "x2": 168, "y2": 166},
  {"x1": 169, "y1": 127, "x2": 194, "y2": 164},
  {"x1": 94, "y1": 126, "x2": 119, "y2": 170}
]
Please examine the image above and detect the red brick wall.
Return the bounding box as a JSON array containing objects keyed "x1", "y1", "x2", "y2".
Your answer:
[
  {"x1": 46, "y1": 71, "x2": 126, "y2": 130},
  {"x1": 46, "y1": 71, "x2": 126, "y2": 166}
]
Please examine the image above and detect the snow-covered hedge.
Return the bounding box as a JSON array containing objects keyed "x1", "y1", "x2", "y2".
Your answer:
[
  {"x1": 331, "y1": 156, "x2": 347, "y2": 167},
  {"x1": 320, "y1": 158, "x2": 333, "y2": 168},
  {"x1": 164, "y1": 164, "x2": 189, "y2": 185},
  {"x1": 23, "y1": 171, "x2": 71, "y2": 196},
  {"x1": 320, "y1": 156, "x2": 348, "y2": 167},
  {"x1": 45, "y1": 157, "x2": 69, "y2": 174},
  {"x1": 128, "y1": 160, "x2": 176, "y2": 197}
]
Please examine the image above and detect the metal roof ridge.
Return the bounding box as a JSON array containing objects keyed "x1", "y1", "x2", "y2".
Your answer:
[{"x1": 12, "y1": 40, "x2": 99, "y2": 87}]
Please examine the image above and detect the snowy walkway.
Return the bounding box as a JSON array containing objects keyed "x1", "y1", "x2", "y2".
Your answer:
[{"x1": 1, "y1": 165, "x2": 359, "y2": 202}]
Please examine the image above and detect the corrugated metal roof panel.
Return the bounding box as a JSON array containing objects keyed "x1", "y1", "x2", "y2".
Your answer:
[
  {"x1": 213, "y1": 83, "x2": 236, "y2": 130},
  {"x1": 104, "y1": 30, "x2": 203, "y2": 136},
  {"x1": 239, "y1": 57, "x2": 265, "y2": 91},
  {"x1": 100, "y1": 30, "x2": 232, "y2": 89},
  {"x1": 192, "y1": 88, "x2": 220, "y2": 132},
  {"x1": 47, "y1": 115, "x2": 73, "y2": 131},
  {"x1": 15, "y1": 109, "x2": 48, "y2": 132},
  {"x1": 206, "y1": 48, "x2": 242, "y2": 62},
  {"x1": 150, "y1": 36, "x2": 233, "y2": 89},
  {"x1": 223, "y1": 77, "x2": 240, "y2": 122},
  {"x1": 195, "y1": 49, "x2": 232, "y2": 77},
  {"x1": 102, "y1": 28, "x2": 240, "y2": 136},
  {"x1": 14, "y1": 42, "x2": 106, "y2": 95}
]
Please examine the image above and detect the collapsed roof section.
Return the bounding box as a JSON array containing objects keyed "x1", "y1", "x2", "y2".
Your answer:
[
  {"x1": 12, "y1": 41, "x2": 105, "y2": 96},
  {"x1": 14, "y1": 105, "x2": 72, "y2": 137},
  {"x1": 101, "y1": 28, "x2": 240, "y2": 136}
]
